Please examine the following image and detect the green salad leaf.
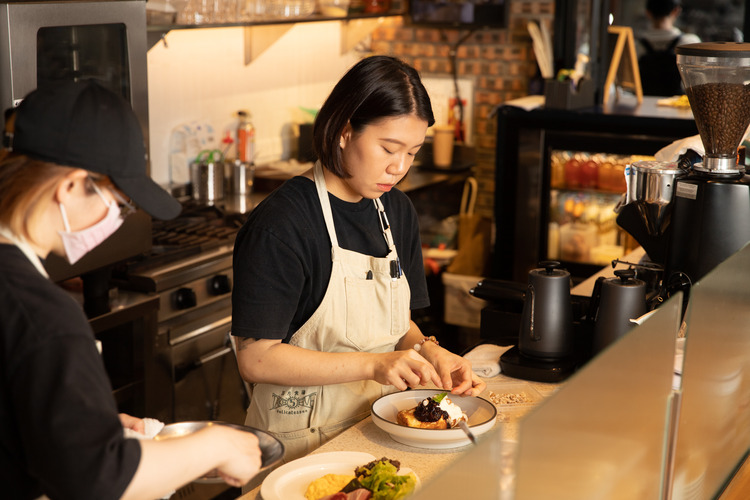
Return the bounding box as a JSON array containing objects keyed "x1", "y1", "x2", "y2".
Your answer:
[
  {"x1": 355, "y1": 460, "x2": 416, "y2": 500},
  {"x1": 432, "y1": 392, "x2": 448, "y2": 403}
]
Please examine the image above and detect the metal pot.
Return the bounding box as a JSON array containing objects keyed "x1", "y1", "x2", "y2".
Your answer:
[
  {"x1": 225, "y1": 159, "x2": 255, "y2": 196},
  {"x1": 190, "y1": 149, "x2": 224, "y2": 205}
]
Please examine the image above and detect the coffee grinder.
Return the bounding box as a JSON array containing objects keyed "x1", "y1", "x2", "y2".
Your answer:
[{"x1": 616, "y1": 42, "x2": 750, "y2": 295}]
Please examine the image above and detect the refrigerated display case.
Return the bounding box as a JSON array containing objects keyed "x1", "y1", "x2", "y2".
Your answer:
[
  {"x1": 493, "y1": 96, "x2": 699, "y2": 283},
  {"x1": 548, "y1": 149, "x2": 643, "y2": 264}
]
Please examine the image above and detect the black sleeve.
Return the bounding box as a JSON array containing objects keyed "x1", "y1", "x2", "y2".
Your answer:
[
  {"x1": 232, "y1": 222, "x2": 309, "y2": 340},
  {"x1": 14, "y1": 338, "x2": 141, "y2": 500},
  {"x1": 6, "y1": 286, "x2": 140, "y2": 500},
  {"x1": 231, "y1": 179, "x2": 329, "y2": 341}
]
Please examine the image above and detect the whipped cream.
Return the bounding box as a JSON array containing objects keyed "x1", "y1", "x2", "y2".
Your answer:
[{"x1": 439, "y1": 396, "x2": 468, "y2": 427}]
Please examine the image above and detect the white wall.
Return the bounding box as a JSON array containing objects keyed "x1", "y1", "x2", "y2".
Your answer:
[
  {"x1": 146, "y1": 22, "x2": 473, "y2": 187},
  {"x1": 147, "y1": 22, "x2": 360, "y2": 186}
]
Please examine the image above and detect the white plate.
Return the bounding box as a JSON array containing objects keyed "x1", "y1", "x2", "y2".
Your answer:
[
  {"x1": 260, "y1": 451, "x2": 419, "y2": 500},
  {"x1": 371, "y1": 389, "x2": 497, "y2": 449}
]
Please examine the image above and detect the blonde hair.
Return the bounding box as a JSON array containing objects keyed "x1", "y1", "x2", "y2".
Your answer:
[{"x1": 0, "y1": 150, "x2": 74, "y2": 244}]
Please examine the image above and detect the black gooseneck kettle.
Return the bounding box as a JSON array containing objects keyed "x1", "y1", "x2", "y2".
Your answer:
[
  {"x1": 518, "y1": 261, "x2": 575, "y2": 360},
  {"x1": 589, "y1": 269, "x2": 648, "y2": 354}
]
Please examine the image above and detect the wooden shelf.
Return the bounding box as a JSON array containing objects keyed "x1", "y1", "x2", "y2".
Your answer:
[{"x1": 146, "y1": 12, "x2": 404, "y2": 61}]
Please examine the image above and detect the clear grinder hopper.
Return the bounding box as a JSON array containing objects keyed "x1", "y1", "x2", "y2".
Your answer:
[{"x1": 676, "y1": 42, "x2": 750, "y2": 174}]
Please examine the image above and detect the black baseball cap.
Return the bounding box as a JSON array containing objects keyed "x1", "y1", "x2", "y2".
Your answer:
[{"x1": 11, "y1": 79, "x2": 181, "y2": 220}]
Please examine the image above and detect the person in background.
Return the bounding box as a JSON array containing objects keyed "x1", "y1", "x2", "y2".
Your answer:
[
  {"x1": 231, "y1": 55, "x2": 485, "y2": 462},
  {"x1": 0, "y1": 80, "x2": 262, "y2": 500},
  {"x1": 637, "y1": 0, "x2": 701, "y2": 96}
]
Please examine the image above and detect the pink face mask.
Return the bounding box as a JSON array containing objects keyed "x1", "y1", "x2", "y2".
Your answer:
[{"x1": 58, "y1": 183, "x2": 124, "y2": 264}]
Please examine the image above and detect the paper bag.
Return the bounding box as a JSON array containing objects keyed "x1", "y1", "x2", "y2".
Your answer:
[{"x1": 446, "y1": 177, "x2": 492, "y2": 276}]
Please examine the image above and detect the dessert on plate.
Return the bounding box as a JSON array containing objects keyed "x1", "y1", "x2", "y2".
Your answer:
[{"x1": 396, "y1": 392, "x2": 468, "y2": 429}]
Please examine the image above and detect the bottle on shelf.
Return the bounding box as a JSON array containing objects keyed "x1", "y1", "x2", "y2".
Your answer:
[{"x1": 237, "y1": 110, "x2": 255, "y2": 164}]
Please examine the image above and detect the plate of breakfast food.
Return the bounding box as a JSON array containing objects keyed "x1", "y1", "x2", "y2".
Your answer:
[
  {"x1": 371, "y1": 389, "x2": 497, "y2": 449},
  {"x1": 260, "y1": 451, "x2": 419, "y2": 500}
]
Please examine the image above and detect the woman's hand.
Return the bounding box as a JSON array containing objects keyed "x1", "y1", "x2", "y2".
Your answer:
[
  {"x1": 420, "y1": 343, "x2": 486, "y2": 397},
  {"x1": 210, "y1": 426, "x2": 263, "y2": 487},
  {"x1": 370, "y1": 349, "x2": 443, "y2": 391},
  {"x1": 119, "y1": 413, "x2": 145, "y2": 434},
  {"x1": 123, "y1": 424, "x2": 263, "y2": 500}
]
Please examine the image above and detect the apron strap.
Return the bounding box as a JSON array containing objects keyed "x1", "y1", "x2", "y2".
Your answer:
[
  {"x1": 374, "y1": 197, "x2": 396, "y2": 249},
  {"x1": 313, "y1": 162, "x2": 397, "y2": 256},
  {"x1": 313, "y1": 161, "x2": 340, "y2": 249}
]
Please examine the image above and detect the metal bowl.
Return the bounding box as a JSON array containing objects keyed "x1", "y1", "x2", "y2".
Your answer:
[
  {"x1": 155, "y1": 421, "x2": 284, "y2": 483},
  {"x1": 371, "y1": 390, "x2": 497, "y2": 449}
]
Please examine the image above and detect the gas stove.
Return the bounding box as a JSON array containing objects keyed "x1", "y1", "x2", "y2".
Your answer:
[{"x1": 124, "y1": 201, "x2": 246, "y2": 274}]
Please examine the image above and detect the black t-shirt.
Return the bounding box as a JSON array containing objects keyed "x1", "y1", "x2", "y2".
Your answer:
[
  {"x1": 0, "y1": 245, "x2": 140, "y2": 500},
  {"x1": 232, "y1": 175, "x2": 429, "y2": 341}
]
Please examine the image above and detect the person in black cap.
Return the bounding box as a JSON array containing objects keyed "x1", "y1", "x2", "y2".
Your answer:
[{"x1": 0, "y1": 80, "x2": 262, "y2": 500}]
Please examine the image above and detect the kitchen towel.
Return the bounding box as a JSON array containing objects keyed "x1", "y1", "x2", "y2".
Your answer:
[
  {"x1": 123, "y1": 417, "x2": 165, "y2": 440},
  {"x1": 463, "y1": 343, "x2": 511, "y2": 378}
]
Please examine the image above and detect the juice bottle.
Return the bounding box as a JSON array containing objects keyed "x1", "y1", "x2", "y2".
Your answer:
[
  {"x1": 237, "y1": 110, "x2": 255, "y2": 164},
  {"x1": 564, "y1": 156, "x2": 581, "y2": 188}
]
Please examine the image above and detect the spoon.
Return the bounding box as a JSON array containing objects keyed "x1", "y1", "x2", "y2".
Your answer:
[{"x1": 458, "y1": 420, "x2": 477, "y2": 445}]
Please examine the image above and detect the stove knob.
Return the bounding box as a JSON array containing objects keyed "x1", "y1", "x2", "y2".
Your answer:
[
  {"x1": 174, "y1": 287, "x2": 197, "y2": 309},
  {"x1": 209, "y1": 274, "x2": 232, "y2": 295}
]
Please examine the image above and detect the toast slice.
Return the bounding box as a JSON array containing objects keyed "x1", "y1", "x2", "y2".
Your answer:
[{"x1": 396, "y1": 408, "x2": 448, "y2": 429}]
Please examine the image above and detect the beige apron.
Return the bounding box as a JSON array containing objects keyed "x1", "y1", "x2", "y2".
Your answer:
[{"x1": 245, "y1": 162, "x2": 411, "y2": 462}]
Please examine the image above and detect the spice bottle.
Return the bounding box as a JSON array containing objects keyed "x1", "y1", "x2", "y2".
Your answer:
[{"x1": 237, "y1": 110, "x2": 255, "y2": 164}]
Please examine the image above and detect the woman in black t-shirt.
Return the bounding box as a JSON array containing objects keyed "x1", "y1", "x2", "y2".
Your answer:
[
  {"x1": 232, "y1": 56, "x2": 485, "y2": 461},
  {"x1": 0, "y1": 80, "x2": 262, "y2": 500}
]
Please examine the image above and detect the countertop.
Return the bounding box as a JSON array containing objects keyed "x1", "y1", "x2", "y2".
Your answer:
[{"x1": 239, "y1": 372, "x2": 560, "y2": 500}]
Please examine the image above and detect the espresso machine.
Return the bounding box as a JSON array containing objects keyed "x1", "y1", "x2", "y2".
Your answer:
[{"x1": 616, "y1": 42, "x2": 750, "y2": 298}]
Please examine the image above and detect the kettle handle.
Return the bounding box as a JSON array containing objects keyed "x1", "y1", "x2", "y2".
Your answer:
[
  {"x1": 469, "y1": 279, "x2": 527, "y2": 302},
  {"x1": 587, "y1": 276, "x2": 606, "y2": 324},
  {"x1": 527, "y1": 283, "x2": 540, "y2": 341}
]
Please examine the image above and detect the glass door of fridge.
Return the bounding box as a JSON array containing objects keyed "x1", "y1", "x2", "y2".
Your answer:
[
  {"x1": 548, "y1": 149, "x2": 643, "y2": 267},
  {"x1": 542, "y1": 130, "x2": 672, "y2": 280}
]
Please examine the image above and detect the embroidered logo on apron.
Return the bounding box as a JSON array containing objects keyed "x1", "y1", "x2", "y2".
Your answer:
[{"x1": 271, "y1": 389, "x2": 317, "y2": 415}]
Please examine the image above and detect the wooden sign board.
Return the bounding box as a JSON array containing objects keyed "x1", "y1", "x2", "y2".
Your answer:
[{"x1": 604, "y1": 26, "x2": 643, "y2": 105}]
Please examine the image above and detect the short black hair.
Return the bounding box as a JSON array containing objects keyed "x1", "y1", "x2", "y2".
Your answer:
[
  {"x1": 313, "y1": 55, "x2": 435, "y2": 178},
  {"x1": 647, "y1": 0, "x2": 681, "y2": 18}
]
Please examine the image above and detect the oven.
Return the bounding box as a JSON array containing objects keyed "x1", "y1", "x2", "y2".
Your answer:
[
  {"x1": 0, "y1": 0, "x2": 154, "y2": 292},
  {"x1": 120, "y1": 204, "x2": 249, "y2": 426}
]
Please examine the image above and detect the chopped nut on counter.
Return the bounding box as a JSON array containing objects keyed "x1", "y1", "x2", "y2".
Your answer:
[{"x1": 488, "y1": 391, "x2": 531, "y2": 405}]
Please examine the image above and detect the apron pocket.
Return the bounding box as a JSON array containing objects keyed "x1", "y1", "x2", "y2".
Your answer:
[
  {"x1": 390, "y1": 279, "x2": 410, "y2": 336},
  {"x1": 344, "y1": 277, "x2": 392, "y2": 350},
  {"x1": 268, "y1": 427, "x2": 323, "y2": 463}
]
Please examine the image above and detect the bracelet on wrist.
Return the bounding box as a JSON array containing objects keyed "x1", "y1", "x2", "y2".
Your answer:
[{"x1": 413, "y1": 335, "x2": 439, "y2": 352}]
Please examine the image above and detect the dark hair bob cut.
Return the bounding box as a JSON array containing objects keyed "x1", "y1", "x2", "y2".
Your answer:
[{"x1": 313, "y1": 55, "x2": 435, "y2": 178}]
